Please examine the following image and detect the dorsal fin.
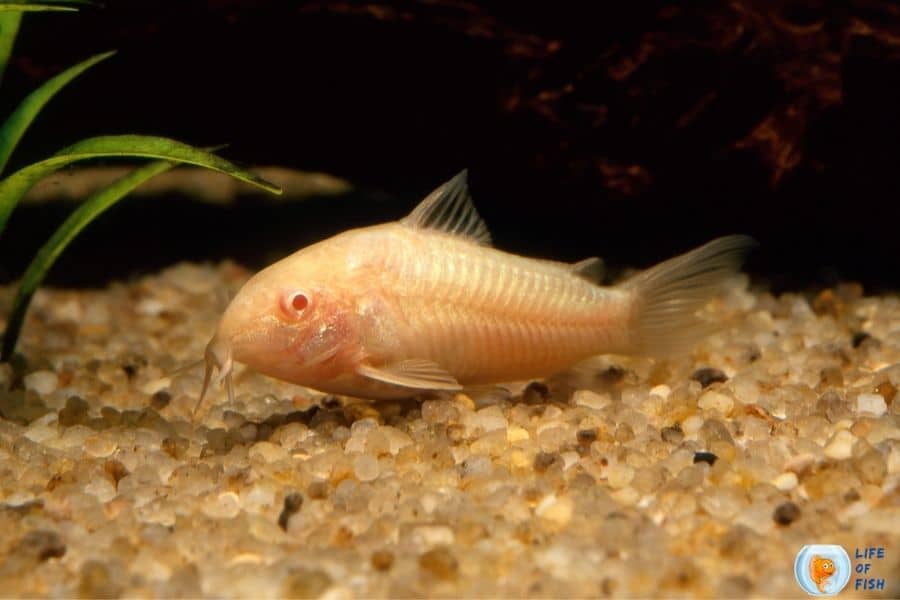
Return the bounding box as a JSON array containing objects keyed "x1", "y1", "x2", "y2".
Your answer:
[
  {"x1": 401, "y1": 170, "x2": 492, "y2": 245},
  {"x1": 570, "y1": 257, "x2": 605, "y2": 283}
]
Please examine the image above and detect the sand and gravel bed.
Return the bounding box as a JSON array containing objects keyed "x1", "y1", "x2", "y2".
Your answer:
[{"x1": 0, "y1": 263, "x2": 898, "y2": 598}]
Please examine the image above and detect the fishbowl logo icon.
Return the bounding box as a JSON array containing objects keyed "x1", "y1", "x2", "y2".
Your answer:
[{"x1": 794, "y1": 545, "x2": 851, "y2": 596}]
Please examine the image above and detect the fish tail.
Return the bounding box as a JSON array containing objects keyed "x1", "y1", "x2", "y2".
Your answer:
[{"x1": 619, "y1": 235, "x2": 756, "y2": 356}]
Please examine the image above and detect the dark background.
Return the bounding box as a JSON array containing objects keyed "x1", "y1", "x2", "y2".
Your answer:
[{"x1": 2, "y1": 0, "x2": 899, "y2": 292}]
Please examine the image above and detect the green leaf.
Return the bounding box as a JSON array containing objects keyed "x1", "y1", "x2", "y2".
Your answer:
[
  {"x1": 0, "y1": 134, "x2": 283, "y2": 237},
  {"x1": 0, "y1": 4, "x2": 80, "y2": 12},
  {"x1": 0, "y1": 11, "x2": 22, "y2": 86},
  {"x1": 1, "y1": 160, "x2": 175, "y2": 360},
  {"x1": 0, "y1": 0, "x2": 91, "y2": 10},
  {"x1": 0, "y1": 51, "x2": 115, "y2": 175}
]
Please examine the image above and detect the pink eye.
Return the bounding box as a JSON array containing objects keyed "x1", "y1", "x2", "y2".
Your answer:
[{"x1": 281, "y1": 291, "x2": 310, "y2": 317}]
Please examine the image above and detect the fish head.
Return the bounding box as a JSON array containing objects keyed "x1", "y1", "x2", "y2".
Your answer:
[
  {"x1": 811, "y1": 556, "x2": 836, "y2": 577},
  {"x1": 201, "y1": 244, "x2": 361, "y2": 403}
]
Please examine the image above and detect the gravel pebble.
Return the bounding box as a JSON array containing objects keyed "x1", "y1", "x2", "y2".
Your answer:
[
  {"x1": 23, "y1": 370, "x2": 58, "y2": 395},
  {"x1": 856, "y1": 393, "x2": 887, "y2": 416},
  {"x1": 2, "y1": 265, "x2": 898, "y2": 597}
]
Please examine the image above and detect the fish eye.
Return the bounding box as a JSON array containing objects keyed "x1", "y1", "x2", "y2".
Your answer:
[{"x1": 281, "y1": 290, "x2": 310, "y2": 318}]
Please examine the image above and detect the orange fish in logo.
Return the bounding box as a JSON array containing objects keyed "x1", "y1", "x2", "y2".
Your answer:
[{"x1": 809, "y1": 555, "x2": 836, "y2": 593}]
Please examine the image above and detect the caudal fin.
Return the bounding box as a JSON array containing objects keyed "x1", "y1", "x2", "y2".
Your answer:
[{"x1": 620, "y1": 235, "x2": 756, "y2": 356}]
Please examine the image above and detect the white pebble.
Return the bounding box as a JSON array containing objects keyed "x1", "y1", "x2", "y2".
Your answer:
[
  {"x1": 824, "y1": 429, "x2": 856, "y2": 460},
  {"x1": 84, "y1": 478, "x2": 117, "y2": 503},
  {"x1": 241, "y1": 483, "x2": 276, "y2": 512},
  {"x1": 681, "y1": 415, "x2": 704, "y2": 437},
  {"x1": 47, "y1": 425, "x2": 94, "y2": 450},
  {"x1": 343, "y1": 434, "x2": 367, "y2": 454},
  {"x1": 353, "y1": 454, "x2": 380, "y2": 482},
  {"x1": 856, "y1": 393, "x2": 887, "y2": 417},
  {"x1": 610, "y1": 486, "x2": 640, "y2": 506},
  {"x1": 468, "y1": 405, "x2": 508, "y2": 432},
  {"x1": 887, "y1": 446, "x2": 900, "y2": 475},
  {"x1": 136, "y1": 297, "x2": 166, "y2": 316},
  {"x1": 506, "y1": 425, "x2": 530, "y2": 442},
  {"x1": 536, "y1": 494, "x2": 574, "y2": 527},
  {"x1": 412, "y1": 525, "x2": 455, "y2": 549},
  {"x1": 203, "y1": 491, "x2": 241, "y2": 519},
  {"x1": 163, "y1": 263, "x2": 219, "y2": 295},
  {"x1": 560, "y1": 451, "x2": 580, "y2": 470},
  {"x1": 606, "y1": 463, "x2": 635, "y2": 489},
  {"x1": 772, "y1": 472, "x2": 798, "y2": 491},
  {"x1": 698, "y1": 390, "x2": 734, "y2": 415},
  {"x1": 249, "y1": 441, "x2": 289, "y2": 463},
  {"x1": 573, "y1": 389, "x2": 611, "y2": 410},
  {"x1": 53, "y1": 298, "x2": 83, "y2": 321},
  {"x1": 23, "y1": 423, "x2": 58, "y2": 443},
  {"x1": 381, "y1": 426, "x2": 413, "y2": 454},
  {"x1": 84, "y1": 434, "x2": 117, "y2": 458},
  {"x1": 23, "y1": 370, "x2": 58, "y2": 395},
  {"x1": 649, "y1": 384, "x2": 671, "y2": 399}
]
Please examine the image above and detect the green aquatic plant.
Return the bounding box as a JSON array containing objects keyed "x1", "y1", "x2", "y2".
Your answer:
[{"x1": 0, "y1": 1, "x2": 282, "y2": 360}]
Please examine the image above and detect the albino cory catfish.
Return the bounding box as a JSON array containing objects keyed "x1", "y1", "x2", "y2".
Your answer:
[{"x1": 199, "y1": 170, "x2": 753, "y2": 407}]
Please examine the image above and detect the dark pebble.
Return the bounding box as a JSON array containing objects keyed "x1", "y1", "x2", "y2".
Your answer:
[
  {"x1": 690, "y1": 368, "x2": 728, "y2": 388},
  {"x1": 307, "y1": 480, "x2": 329, "y2": 500},
  {"x1": 875, "y1": 380, "x2": 896, "y2": 405},
  {"x1": 46, "y1": 472, "x2": 75, "y2": 492},
  {"x1": 533, "y1": 451, "x2": 561, "y2": 473},
  {"x1": 282, "y1": 567, "x2": 332, "y2": 599},
  {"x1": 58, "y1": 396, "x2": 90, "y2": 427},
  {"x1": 419, "y1": 547, "x2": 458, "y2": 579},
  {"x1": 597, "y1": 365, "x2": 627, "y2": 386},
  {"x1": 812, "y1": 289, "x2": 843, "y2": 318},
  {"x1": 816, "y1": 390, "x2": 850, "y2": 423},
  {"x1": 120, "y1": 354, "x2": 147, "y2": 380},
  {"x1": 100, "y1": 406, "x2": 121, "y2": 426},
  {"x1": 522, "y1": 381, "x2": 550, "y2": 404},
  {"x1": 78, "y1": 559, "x2": 121, "y2": 599},
  {"x1": 693, "y1": 452, "x2": 718, "y2": 465},
  {"x1": 576, "y1": 428, "x2": 598, "y2": 446},
  {"x1": 717, "y1": 574, "x2": 753, "y2": 598},
  {"x1": 446, "y1": 423, "x2": 465, "y2": 444},
  {"x1": 15, "y1": 529, "x2": 66, "y2": 562},
  {"x1": 773, "y1": 501, "x2": 801, "y2": 525},
  {"x1": 843, "y1": 489, "x2": 861, "y2": 503},
  {"x1": 371, "y1": 549, "x2": 394, "y2": 571},
  {"x1": 104, "y1": 459, "x2": 129, "y2": 487},
  {"x1": 743, "y1": 344, "x2": 761, "y2": 363},
  {"x1": 321, "y1": 396, "x2": 342, "y2": 409},
  {"x1": 150, "y1": 390, "x2": 171, "y2": 410},
  {"x1": 161, "y1": 437, "x2": 188, "y2": 459},
  {"x1": 661, "y1": 424, "x2": 684, "y2": 444},
  {"x1": 278, "y1": 493, "x2": 304, "y2": 531},
  {"x1": 818, "y1": 367, "x2": 843, "y2": 389}
]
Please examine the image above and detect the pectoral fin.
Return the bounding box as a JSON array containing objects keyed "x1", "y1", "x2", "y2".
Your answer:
[{"x1": 357, "y1": 359, "x2": 463, "y2": 391}]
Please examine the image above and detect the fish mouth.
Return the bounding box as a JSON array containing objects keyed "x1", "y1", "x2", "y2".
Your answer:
[{"x1": 194, "y1": 332, "x2": 235, "y2": 421}]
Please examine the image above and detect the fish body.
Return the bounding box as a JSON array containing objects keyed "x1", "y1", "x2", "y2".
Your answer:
[
  {"x1": 809, "y1": 555, "x2": 836, "y2": 593},
  {"x1": 201, "y1": 171, "x2": 754, "y2": 403}
]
